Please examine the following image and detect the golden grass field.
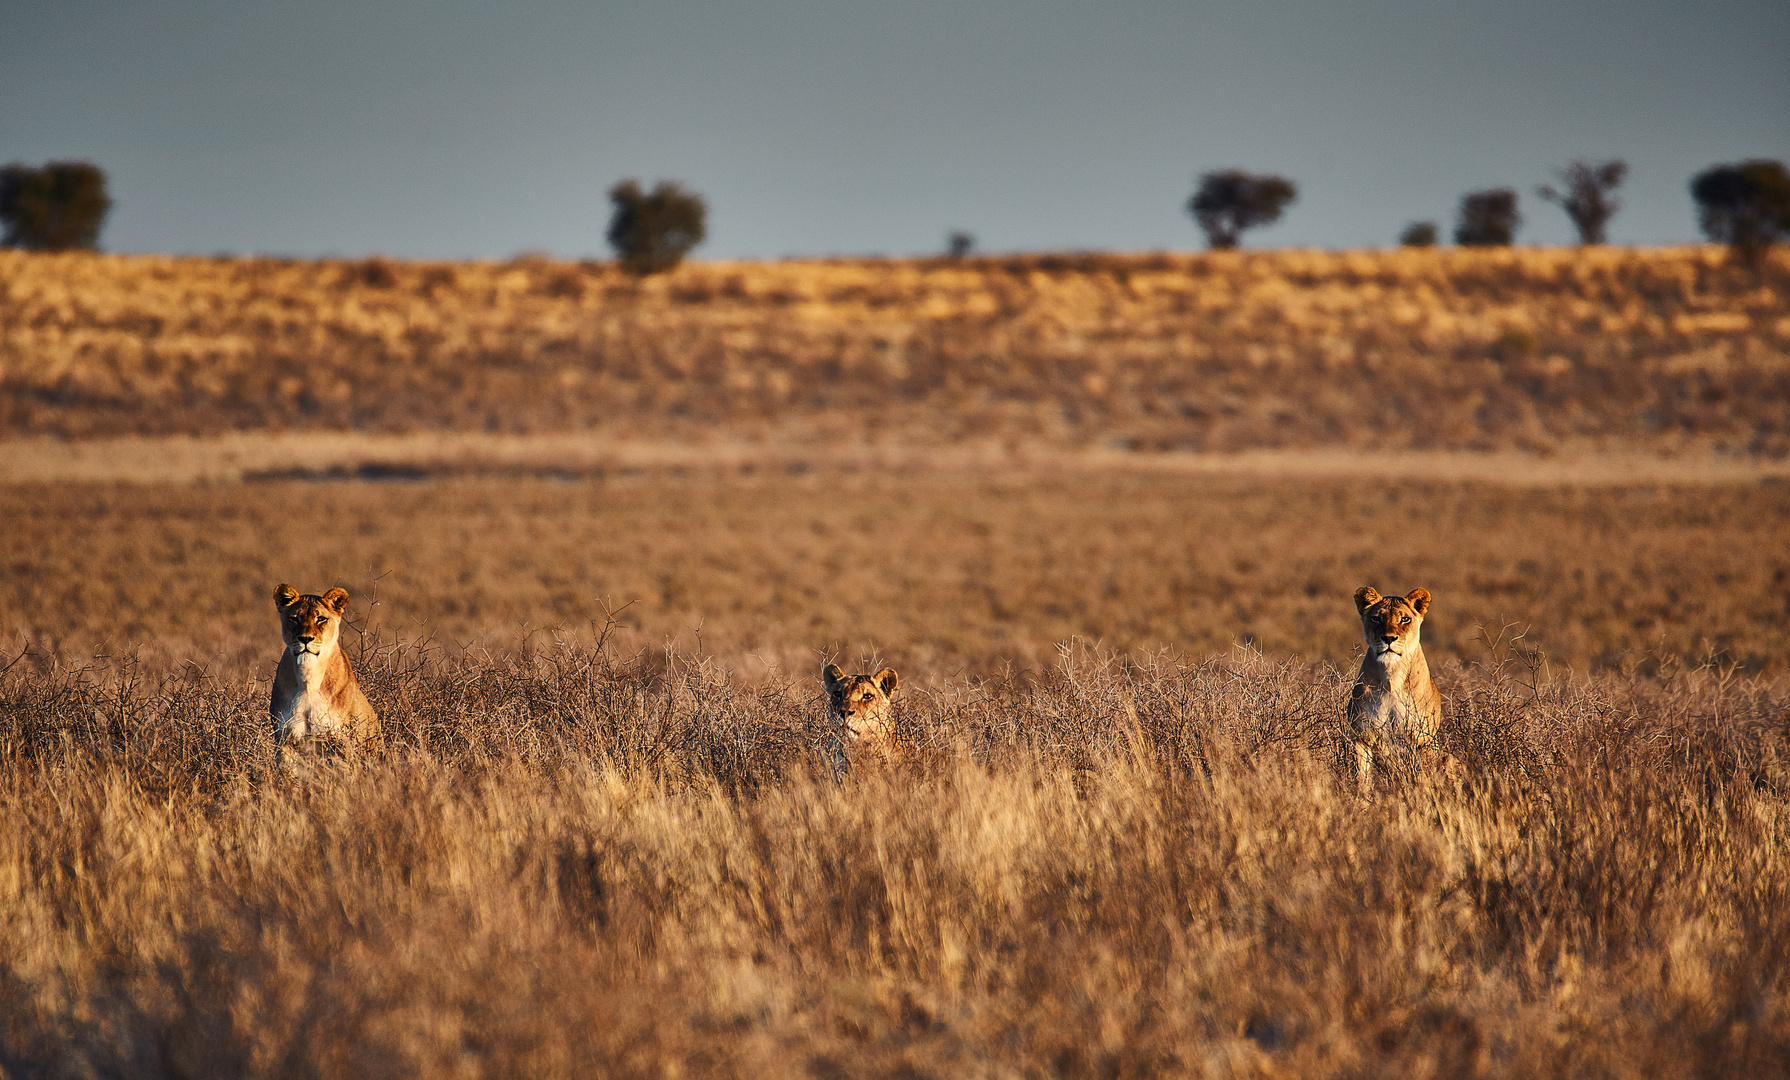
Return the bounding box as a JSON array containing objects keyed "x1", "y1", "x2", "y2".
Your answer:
[
  {"x1": 3, "y1": 246, "x2": 1788, "y2": 453},
  {"x1": 2, "y1": 248, "x2": 1788, "y2": 1077},
  {"x1": 3, "y1": 469, "x2": 1789, "y2": 679}
]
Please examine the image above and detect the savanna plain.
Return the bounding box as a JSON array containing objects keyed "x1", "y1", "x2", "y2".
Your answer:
[{"x1": 2, "y1": 249, "x2": 1789, "y2": 1078}]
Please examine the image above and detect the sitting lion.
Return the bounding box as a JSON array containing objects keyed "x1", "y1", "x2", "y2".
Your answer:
[
  {"x1": 822, "y1": 663, "x2": 900, "y2": 774},
  {"x1": 1347, "y1": 585, "x2": 1443, "y2": 795},
  {"x1": 271, "y1": 583, "x2": 379, "y2": 755}
]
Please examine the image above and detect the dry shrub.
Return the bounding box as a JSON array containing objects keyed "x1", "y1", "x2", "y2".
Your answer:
[
  {"x1": 1, "y1": 640, "x2": 1786, "y2": 1078},
  {"x1": 2, "y1": 247, "x2": 1787, "y2": 453}
]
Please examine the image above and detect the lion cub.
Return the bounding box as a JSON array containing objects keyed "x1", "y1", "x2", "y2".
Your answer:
[
  {"x1": 1347, "y1": 586, "x2": 1443, "y2": 795},
  {"x1": 272, "y1": 583, "x2": 378, "y2": 753},
  {"x1": 822, "y1": 663, "x2": 900, "y2": 773}
]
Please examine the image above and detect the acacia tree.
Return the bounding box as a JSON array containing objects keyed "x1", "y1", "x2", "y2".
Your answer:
[
  {"x1": 1691, "y1": 159, "x2": 1790, "y2": 266},
  {"x1": 606, "y1": 179, "x2": 707, "y2": 274},
  {"x1": 1455, "y1": 188, "x2": 1520, "y2": 247},
  {"x1": 0, "y1": 161, "x2": 112, "y2": 251},
  {"x1": 1187, "y1": 170, "x2": 1297, "y2": 249},
  {"x1": 1537, "y1": 159, "x2": 1627, "y2": 244}
]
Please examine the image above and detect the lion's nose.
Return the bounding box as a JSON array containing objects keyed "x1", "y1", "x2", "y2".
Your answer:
[{"x1": 1381, "y1": 634, "x2": 1397, "y2": 643}]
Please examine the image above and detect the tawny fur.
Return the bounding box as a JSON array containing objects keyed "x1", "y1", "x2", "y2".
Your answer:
[
  {"x1": 272, "y1": 583, "x2": 378, "y2": 753},
  {"x1": 1346, "y1": 586, "x2": 1443, "y2": 795},
  {"x1": 822, "y1": 663, "x2": 900, "y2": 774}
]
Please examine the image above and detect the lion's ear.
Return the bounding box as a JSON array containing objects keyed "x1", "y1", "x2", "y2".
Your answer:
[
  {"x1": 823, "y1": 664, "x2": 846, "y2": 691},
  {"x1": 874, "y1": 667, "x2": 899, "y2": 698},
  {"x1": 276, "y1": 583, "x2": 300, "y2": 608},
  {"x1": 1405, "y1": 588, "x2": 1431, "y2": 617},
  {"x1": 321, "y1": 588, "x2": 349, "y2": 613},
  {"x1": 1354, "y1": 586, "x2": 1381, "y2": 612}
]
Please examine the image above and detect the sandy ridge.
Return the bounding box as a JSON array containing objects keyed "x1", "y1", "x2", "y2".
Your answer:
[{"x1": 3, "y1": 433, "x2": 1787, "y2": 486}]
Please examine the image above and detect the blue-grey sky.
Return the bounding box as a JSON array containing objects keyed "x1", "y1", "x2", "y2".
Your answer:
[{"x1": 4, "y1": 1, "x2": 1786, "y2": 259}]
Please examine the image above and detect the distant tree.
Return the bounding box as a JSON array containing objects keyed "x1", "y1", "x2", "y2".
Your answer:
[
  {"x1": 1398, "y1": 221, "x2": 1439, "y2": 248},
  {"x1": 606, "y1": 179, "x2": 706, "y2": 274},
  {"x1": 1537, "y1": 159, "x2": 1626, "y2": 244},
  {"x1": 0, "y1": 161, "x2": 112, "y2": 251},
  {"x1": 1455, "y1": 188, "x2": 1520, "y2": 247},
  {"x1": 1187, "y1": 170, "x2": 1297, "y2": 249},
  {"x1": 1691, "y1": 159, "x2": 1790, "y2": 266},
  {"x1": 946, "y1": 230, "x2": 975, "y2": 258}
]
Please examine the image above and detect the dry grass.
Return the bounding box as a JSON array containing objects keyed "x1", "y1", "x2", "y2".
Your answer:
[
  {"x1": 3, "y1": 469, "x2": 1787, "y2": 1076},
  {"x1": 4, "y1": 247, "x2": 1789, "y2": 453},
  {"x1": 3, "y1": 471, "x2": 1788, "y2": 680},
  {"x1": 1, "y1": 638, "x2": 1786, "y2": 1078},
  {"x1": 5, "y1": 240, "x2": 1788, "y2": 1073}
]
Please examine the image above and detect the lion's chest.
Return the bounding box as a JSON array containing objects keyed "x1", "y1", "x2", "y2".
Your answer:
[
  {"x1": 276, "y1": 652, "x2": 348, "y2": 742},
  {"x1": 1348, "y1": 655, "x2": 1436, "y2": 748},
  {"x1": 1351, "y1": 684, "x2": 1421, "y2": 736}
]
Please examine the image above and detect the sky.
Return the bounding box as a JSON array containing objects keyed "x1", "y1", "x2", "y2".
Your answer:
[{"x1": 3, "y1": 0, "x2": 1787, "y2": 260}]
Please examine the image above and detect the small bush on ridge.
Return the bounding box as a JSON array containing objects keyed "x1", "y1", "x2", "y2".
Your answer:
[
  {"x1": 1455, "y1": 188, "x2": 1521, "y2": 247},
  {"x1": 607, "y1": 179, "x2": 707, "y2": 275},
  {"x1": 0, "y1": 161, "x2": 112, "y2": 251},
  {"x1": 1398, "y1": 221, "x2": 1438, "y2": 247},
  {"x1": 1692, "y1": 159, "x2": 1790, "y2": 266},
  {"x1": 1537, "y1": 158, "x2": 1627, "y2": 245},
  {"x1": 1187, "y1": 169, "x2": 1298, "y2": 249}
]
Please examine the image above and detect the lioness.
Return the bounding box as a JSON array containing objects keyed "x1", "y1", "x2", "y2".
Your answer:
[
  {"x1": 271, "y1": 583, "x2": 378, "y2": 753},
  {"x1": 1347, "y1": 586, "x2": 1442, "y2": 795},
  {"x1": 822, "y1": 663, "x2": 900, "y2": 774}
]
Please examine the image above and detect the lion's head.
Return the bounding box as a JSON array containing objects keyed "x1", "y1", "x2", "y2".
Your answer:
[
  {"x1": 276, "y1": 584, "x2": 351, "y2": 657},
  {"x1": 822, "y1": 663, "x2": 900, "y2": 744},
  {"x1": 1353, "y1": 586, "x2": 1431, "y2": 659}
]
